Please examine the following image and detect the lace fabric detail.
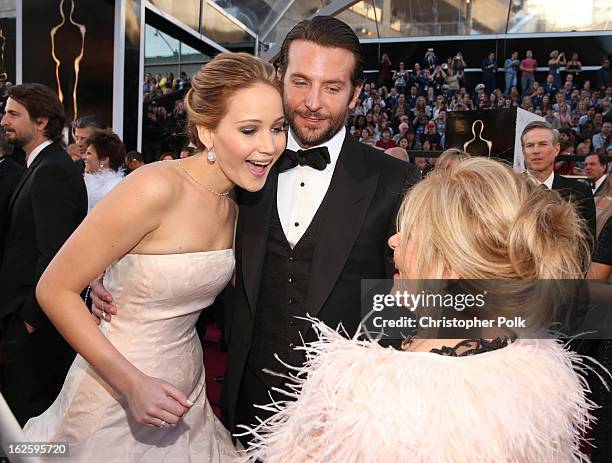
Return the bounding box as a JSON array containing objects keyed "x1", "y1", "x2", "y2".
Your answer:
[
  {"x1": 401, "y1": 336, "x2": 516, "y2": 356},
  {"x1": 430, "y1": 337, "x2": 516, "y2": 357}
]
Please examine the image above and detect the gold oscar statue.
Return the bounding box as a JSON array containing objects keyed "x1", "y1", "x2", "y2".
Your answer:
[
  {"x1": 50, "y1": 0, "x2": 86, "y2": 120},
  {"x1": 463, "y1": 120, "x2": 493, "y2": 158}
]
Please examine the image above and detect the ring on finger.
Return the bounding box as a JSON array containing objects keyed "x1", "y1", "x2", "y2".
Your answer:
[{"x1": 160, "y1": 419, "x2": 167, "y2": 427}]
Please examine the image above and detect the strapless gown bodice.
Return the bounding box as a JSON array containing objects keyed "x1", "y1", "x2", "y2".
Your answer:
[
  {"x1": 24, "y1": 250, "x2": 239, "y2": 462},
  {"x1": 100, "y1": 250, "x2": 234, "y2": 396}
]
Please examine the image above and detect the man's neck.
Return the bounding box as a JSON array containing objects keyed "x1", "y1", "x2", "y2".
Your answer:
[
  {"x1": 24, "y1": 136, "x2": 50, "y2": 160},
  {"x1": 290, "y1": 128, "x2": 341, "y2": 150},
  {"x1": 531, "y1": 168, "x2": 553, "y2": 183}
]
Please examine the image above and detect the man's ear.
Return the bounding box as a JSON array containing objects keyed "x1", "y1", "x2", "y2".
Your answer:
[
  {"x1": 276, "y1": 67, "x2": 283, "y2": 83},
  {"x1": 35, "y1": 116, "x2": 49, "y2": 134},
  {"x1": 196, "y1": 125, "x2": 213, "y2": 150},
  {"x1": 348, "y1": 84, "x2": 364, "y2": 110}
]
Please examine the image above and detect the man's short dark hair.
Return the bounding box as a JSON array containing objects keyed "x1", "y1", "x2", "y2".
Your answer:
[
  {"x1": 278, "y1": 16, "x2": 364, "y2": 88},
  {"x1": 7, "y1": 83, "x2": 65, "y2": 142},
  {"x1": 521, "y1": 120, "x2": 559, "y2": 146},
  {"x1": 72, "y1": 115, "x2": 105, "y2": 131},
  {"x1": 126, "y1": 150, "x2": 143, "y2": 163}
]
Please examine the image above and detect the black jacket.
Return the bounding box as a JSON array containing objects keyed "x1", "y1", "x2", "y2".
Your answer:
[
  {"x1": 0, "y1": 156, "x2": 24, "y2": 259},
  {"x1": 221, "y1": 133, "x2": 419, "y2": 433},
  {"x1": 0, "y1": 142, "x2": 87, "y2": 327},
  {"x1": 551, "y1": 173, "x2": 597, "y2": 244}
]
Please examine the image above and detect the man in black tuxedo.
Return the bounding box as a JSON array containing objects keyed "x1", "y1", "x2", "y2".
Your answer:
[
  {"x1": 584, "y1": 153, "x2": 608, "y2": 199},
  {"x1": 221, "y1": 17, "x2": 419, "y2": 437},
  {"x1": 0, "y1": 83, "x2": 87, "y2": 425},
  {"x1": 89, "y1": 17, "x2": 418, "y2": 439},
  {"x1": 521, "y1": 120, "x2": 596, "y2": 240}
]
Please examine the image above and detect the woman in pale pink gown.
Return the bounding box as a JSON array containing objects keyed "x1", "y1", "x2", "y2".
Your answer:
[{"x1": 23, "y1": 53, "x2": 286, "y2": 462}]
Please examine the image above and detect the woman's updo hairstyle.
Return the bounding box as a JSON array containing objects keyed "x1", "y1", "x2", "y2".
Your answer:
[
  {"x1": 397, "y1": 157, "x2": 591, "y2": 280},
  {"x1": 184, "y1": 52, "x2": 279, "y2": 151}
]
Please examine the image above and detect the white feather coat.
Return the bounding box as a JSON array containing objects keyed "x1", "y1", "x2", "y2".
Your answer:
[
  {"x1": 241, "y1": 318, "x2": 608, "y2": 463},
  {"x1": 83, "y1": 169, "x2": 124, "y2": 213}
]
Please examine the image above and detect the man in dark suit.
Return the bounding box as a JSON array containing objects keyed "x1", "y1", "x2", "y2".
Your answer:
[
  {"x1": 584, "y1": 153, "x2": 608, "y2": 199},
  {"x1": 584, "y1": 153, "x2": 610, "y2": 238},
  {"x1": 221, "y1": 17, "x2": 419, "y2": 438},
  {"x1": 0, "y1": 83, "x2": 87, "y2": 425},
  {"x1": 71, "y1": 115, "x2": 106, "y2": 174},
  {"x1": 0, "y1": 139, "x2": 23, "y2": 258},
  {"x1": 521, "y1": 120, "x2": 596, "y2": 240}
]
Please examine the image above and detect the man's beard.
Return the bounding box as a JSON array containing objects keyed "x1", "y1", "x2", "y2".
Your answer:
[
  {"x1": 5, "y1": 130, "x2": 34, "y2": 149},
  {"x1": 285, "y1": 102, "x2": 347, "y2": 148}
]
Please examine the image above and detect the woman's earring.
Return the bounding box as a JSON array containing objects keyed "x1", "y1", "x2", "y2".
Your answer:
[
  {"x1": 207, "y1": 147, "x2": 216, "y2": 162},
  {"x1": 99, "y1": 161, "x2": 104, "y2": 169}
]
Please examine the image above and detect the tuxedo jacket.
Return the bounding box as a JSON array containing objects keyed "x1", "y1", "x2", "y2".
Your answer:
[
  {"x1": 551, "y1": 173, "x2": 596, "y2": 242},
  {"x1": 0, "y1": 156, "x2": 24, "y2": 259},
  {"x1": 221, "y1": 133, "x2": 419, "y2": 432},
  {"x1": 594, "y1": 175, "x2": 609, "y2": 199},
  {"x1": 0, "y1": 142, "x2": 87, "y2": 328}
]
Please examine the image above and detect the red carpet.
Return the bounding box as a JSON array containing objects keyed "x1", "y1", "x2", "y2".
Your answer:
[{"x1": 202, "y1": 323, "x2": 227, "y2": 419}]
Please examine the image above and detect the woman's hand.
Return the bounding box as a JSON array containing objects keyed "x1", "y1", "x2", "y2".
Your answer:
[{"x1": 125, "y1": 372, "x2": 193, "y2": 428}]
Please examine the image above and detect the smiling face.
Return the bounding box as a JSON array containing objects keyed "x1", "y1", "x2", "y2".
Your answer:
[
  {"x1": 282, "y1": 40, "x2": 362, "y2": 148},
  {"x1": 203, "y1": 82, "x2": 286, "y2": 192},
  {"x1": 84, "y1": 144, "x2": 104, "y2": 173}
]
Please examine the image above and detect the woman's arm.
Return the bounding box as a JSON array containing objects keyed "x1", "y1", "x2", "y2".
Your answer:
[{"x1": 36, "y1": 164, "x2": 191, "y2": 427}]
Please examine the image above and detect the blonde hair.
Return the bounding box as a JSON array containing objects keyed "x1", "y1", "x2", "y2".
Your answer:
[
  {"x1": 397, "y1": 157, "x2": 590, "y2": 280},
  {"x1": 184, "y1": 52, "x2": 279, "y2": 150},
  {"x1": 435, "y1": 148, "x2": 471, "y2": 170}
]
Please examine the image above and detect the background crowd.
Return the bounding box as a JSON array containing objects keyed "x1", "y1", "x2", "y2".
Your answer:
[
  {"x1": 138, "y1": 51, "x2": 612, "y2": 177},
  {"x1": 350, "y1": 49, "x2": 611, "y2": 171}
]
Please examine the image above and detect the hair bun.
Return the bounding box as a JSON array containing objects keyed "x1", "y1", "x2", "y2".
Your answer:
[{"x1": 508, "y1": 183, "x2": 590, "y2": 279}]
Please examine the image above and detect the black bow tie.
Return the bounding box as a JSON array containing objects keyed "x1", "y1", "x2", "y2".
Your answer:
[
  {"x1": 590, "y1": 182, "x2": 596, "y2": 189},
  {"x1": 278, "y1": 147, "x2": 331, "y2": 172}
]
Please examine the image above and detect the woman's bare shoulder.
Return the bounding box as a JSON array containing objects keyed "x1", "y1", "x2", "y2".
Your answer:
[{"x1": 106, "y1": 162, "x2": 182, "y2": 211}]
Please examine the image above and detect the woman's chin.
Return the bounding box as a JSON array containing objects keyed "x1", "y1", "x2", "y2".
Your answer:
[{"x1": 239, "y1": 175, "x2": 270, "y2": 193}]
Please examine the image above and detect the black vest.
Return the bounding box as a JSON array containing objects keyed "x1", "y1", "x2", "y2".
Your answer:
[{"x1": 247, "y1": 201, "x2": 325, "y2": 386}]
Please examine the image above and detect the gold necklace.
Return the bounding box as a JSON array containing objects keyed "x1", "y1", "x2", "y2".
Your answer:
[{"x1": 178, "y1": 162, "x2": 231, "y2": 197}]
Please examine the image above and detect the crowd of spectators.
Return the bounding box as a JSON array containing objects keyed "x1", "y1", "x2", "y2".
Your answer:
[
  {"x1": 142, "y1": 71, "x2": 192, "y2": 163},
  {"x1": 348, "y1": 49, "x2": 612, "y2": 175},
  {"x1": 143, "y1": 71, "x2": 191, "y2": 102},
  {"x1": 139, "y1": 52, "x2": 611, "y2": 181}
]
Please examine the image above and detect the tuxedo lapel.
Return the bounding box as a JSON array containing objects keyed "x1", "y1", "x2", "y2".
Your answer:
[
  {"x1": 241, "y1": 167, "x2": 279, "y2": 314},
  {"x1": 8, "y1": 144, "x2": 54, "y2": 210},
  {"x1": 306, "y1": 135, "x2": 379, "y2": 318}
]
